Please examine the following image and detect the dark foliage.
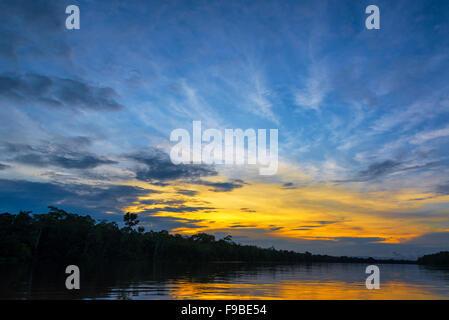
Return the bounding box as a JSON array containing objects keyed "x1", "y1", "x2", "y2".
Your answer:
[
  {"x1": 0, "y1": 207, "x2": 414, "y2": 265},
  {"x1": 417, "y1": 251, "x2": 449, "y2": 266}
]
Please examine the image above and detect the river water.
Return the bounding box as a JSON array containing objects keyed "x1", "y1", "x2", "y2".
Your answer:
[{"x1": 1, "y1": 262, "x2": 449, "y2": 299}]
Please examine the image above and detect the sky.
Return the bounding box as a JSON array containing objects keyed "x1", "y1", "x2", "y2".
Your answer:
[{"x1": 1, "y1": 0, "x2": 449, "y2": 259}]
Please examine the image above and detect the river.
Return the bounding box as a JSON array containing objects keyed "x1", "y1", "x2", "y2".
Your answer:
[{"x1": 1, "y1": 262, "x2": 449, "y2": 299}]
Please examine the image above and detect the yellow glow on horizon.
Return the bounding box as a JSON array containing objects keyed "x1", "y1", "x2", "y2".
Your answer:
[{"x1": 120, "y1": 171, "x2": 449, "y2": 246}]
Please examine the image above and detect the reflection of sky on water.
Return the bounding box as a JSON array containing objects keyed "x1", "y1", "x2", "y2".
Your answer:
[
  {"x1": 164, "y1": 264, "x2": 449, "y2": 300},
  {"x1": 2, "y1": 263, "x2": 449, "y2": 299}
]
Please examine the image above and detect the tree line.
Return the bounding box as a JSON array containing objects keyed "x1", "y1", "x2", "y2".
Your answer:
[
  {"x1": 417, "y1": 251, "x2": 449, "y2": 266},
  {"x1": 0, "y1": 207, "x2": 442, "y2": 265}
]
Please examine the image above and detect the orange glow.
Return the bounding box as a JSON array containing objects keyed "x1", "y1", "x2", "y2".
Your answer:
[
  {"x1": 121, "y1": 169, "x2": 449, "y2": 246},
  {"x1": 167, "y1": 279, "x2": 445, "y2": 300}
]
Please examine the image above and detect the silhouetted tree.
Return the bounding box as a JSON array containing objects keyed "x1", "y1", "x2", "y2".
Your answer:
[{"x1": 123, "y1": 212, "x2": 139, "y2": 231}]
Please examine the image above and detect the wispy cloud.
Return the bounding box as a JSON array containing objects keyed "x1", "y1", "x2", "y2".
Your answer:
[
  {"x1": 411, "y1": 125, "x2": 449, "y2": 145},
  {"x1": 294, "y1": 64, "x2": 328, "y2": 111}
]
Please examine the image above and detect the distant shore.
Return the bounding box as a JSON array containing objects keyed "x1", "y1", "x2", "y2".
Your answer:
[{"x1": 1, "y1": 207, "x2": 447, "y2": 266}]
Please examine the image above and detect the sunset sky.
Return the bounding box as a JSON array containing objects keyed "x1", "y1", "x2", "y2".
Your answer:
[{"x1": 1, "y1": 0, "x2": 449, "y2": 259}]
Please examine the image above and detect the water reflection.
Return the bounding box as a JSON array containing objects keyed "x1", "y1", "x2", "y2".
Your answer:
[{"x1": 1, "y1": 262, "x2": 448, "y2": 299}]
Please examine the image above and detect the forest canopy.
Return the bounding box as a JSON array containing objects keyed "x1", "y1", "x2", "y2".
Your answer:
[{"x1": 0, "y1": 207, "x2": 437, "y2": 265}]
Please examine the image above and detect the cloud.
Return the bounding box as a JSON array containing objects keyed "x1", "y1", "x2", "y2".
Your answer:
[
  {"x1": 356, "y1": 160, "x2": 401, "y2": 181},
  {"x1": 292, "y1": 221, "x2": 340, "y2": 230},
  {"x1": 191, "y1": 179, "x2": 247, "y2": 192},
  {"x1": 404, "y1": 231, "x2": 449, "y2": 247},
  {"x1": 297, "y1": 225, "x2": 321, "y2": 228},
  {"x1": 130, "y1": 150, "x2": 217, "y2": 182},
  {"x1": 15, "y1": 154, "x2": 117, "y2": 169},
  {"x1": 282, "y1": 182, "x2": 296, "y2": 189},
  {"x1": 229, "y1": 224, "x2": 258, "y2": 229},
  {"x1": 333, "y1": 237, "x2": 386, "y2": 244},
  {"x1": 240, "y1": 208, "x2": 256, "y2": 213},
  {"x1": 295, "y1": 68, "x2": 327, "y2": 111},
  {"x1": 139, "y1": 215, "x2": 207, "y2": 231},
  {"x1": 370, "y1": 100, "x2": 436, "y2": 134},
  {"x1": 140, "y1": 205, "x2": 215, "y2": 215},
  {"x1": 307, "y1": 220, "x2": 340, "y2": 226},
  {"x1": 247, "y1": 77, "x2": 279, "y2": 123},
  {"x1": 0, "y1": 73, "x2": 124, "y2": 111},
  {"x1": 411, "y1": 126, "x2": 449, "y2": 145},
  {"x1": 436, "y1": 183, "x2": 449, "y2": 195},
  {"x1": 1, "y1": 141, "x2": 117, "y2": 170},
  {"x1": 0, "y1": 163, "x2": 10, "y2": 170},
  {"x1": 0, "y1": 0, "x2": 71, "y2": 61},
  {"x1": 139, "y1": 199, "x2": 185, "y2": 206},
  {"x1": 0, "y1": 179, "x2": 152, "y2": 220},
  {"x1": 337, "y1": 159, "x2": 441, "y2": 183},
  {"x1": 2, "y1": 142, "x2": 38, "y2": 153},
  {"x1": 176, "y1": 189, "x2": 199, "y2": 196}
]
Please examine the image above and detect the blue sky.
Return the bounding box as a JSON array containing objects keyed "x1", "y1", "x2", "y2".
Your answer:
[{"x1": 1, "y1": 0, "x2": 449, "y2": 258}]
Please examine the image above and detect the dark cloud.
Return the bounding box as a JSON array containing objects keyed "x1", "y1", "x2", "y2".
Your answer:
[
  {"x1": 0, "y1": 163, "x2": 10, "y2": 170},
  {"x1": 229, "y1": 224, "x2": 258, "y2": 229},
  {"x1": 282, "y1": 182, "x2": 296, "y2": 189},
  {"x1": 0, "y1": 73, "x2": 124, "y2": 111},
  {"x1": 404, "y1": 232, "x2": 449, "y2": 247},
  {"x1": 0, "y1": 0, "x2": 71, "y2": 61},
  {"x1": 311, "y1": 220, "x2": 340, "y2": 225},
  {"x1": 139, "y1": 215, "x2": 206, "y2": 231},
  {"x1": 436, "y1": 183, "x2": 449, "y2": 195},
  {"x1": 240, "y1": 208, "x2": 256, "y2": 213},
  {"x1": 399, "y1": 161, "x2": 441, "y2": 172},
  {"x1": 72, "y1": 169, "x2": 136, "y2": 183},
  {"x1": 176, "y1": 189, "x2": 199, "y2": 196},
  {"x1": 141, "y1": 205, "x2": 215, "y2": 215},
  {"x1": 1, "y1": 141, "x2": 117, "y2": 170},
  {"x1": 130, "y1": 150, "x2": 217, "y2": 182},
  {"x1": 291, "y1": 221, "x2": 340, "y2": 230},
  {"x1": 338, "y1": 160, "x2": 440, "y2": 183},
  {"x1": 0, "y1": 179, "x2": 153, "y2": 221},
  {"x1": 409, "y1": 196, "x2": 436, "y2": 201},
  {"x1": 0, "y1": 0, "x2": 65, "y2": 32},
  {"x1": 2, "y1": 142, "x2": 36, "y2": 153},
  {"x1": 192, "y1": 179, "x2": 246, "y2": 192},
  {"x1": 15, "y1": 153, "x2": 116, "y2": 169},
  {"x1": 297, "y1": 225, "x2": 321, "y2": 228},
  {"x1": 0, "y1": 178, "x2": 210, "y2": 231},
  {"x1": 356, "y1": 160, "x2": 401, "y2": 181},
  {"x1": 333, "y1": 237, "x2": 386, "y2": 244},
  {"x1": 139, "y1": 199, "x2": 185, "y2": 206}
]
